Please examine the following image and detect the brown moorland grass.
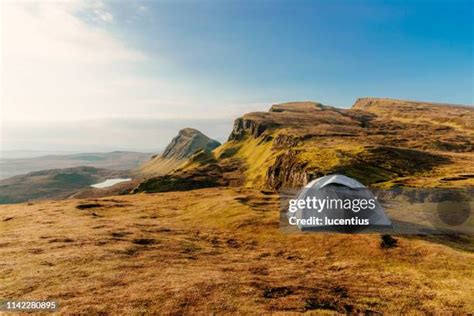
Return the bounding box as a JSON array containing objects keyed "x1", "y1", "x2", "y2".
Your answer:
[{"x1": 0, "y1": 188, "x2": 473, "y2": 314}]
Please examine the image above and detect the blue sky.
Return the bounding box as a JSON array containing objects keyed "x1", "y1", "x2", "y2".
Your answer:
[
  {"x1": 1, "y1": 0, "x2": 473, "y2": 152},
  {"x1": 103, "y1": 0, "x2": 473, "y2": 107}
]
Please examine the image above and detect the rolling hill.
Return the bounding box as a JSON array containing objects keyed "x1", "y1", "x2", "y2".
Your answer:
[
  {"x1": 0, "y1": 151, "x2": 151, "y2": 180},
  {"x1": 0, "y1": 166, "x2": 127, "y2": 204}
]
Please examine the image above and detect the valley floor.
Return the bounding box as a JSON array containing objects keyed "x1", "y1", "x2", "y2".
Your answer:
[{"x1": 1, "y1": 188, "x2": 473, "y2": 314}]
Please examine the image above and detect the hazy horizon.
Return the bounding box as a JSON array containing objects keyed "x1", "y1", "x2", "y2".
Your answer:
[
  {"x1": 3, "y1": 98, "x2": 473, "y2": 155},
  {"x1": 0, "y1": 117, "x2": 237, "y2": 154}
]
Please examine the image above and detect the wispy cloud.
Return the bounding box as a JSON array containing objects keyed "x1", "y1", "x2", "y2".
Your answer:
[
  {"x1": 2, "y1": 0, "x2": 149, "y2": 122},
  {"x1": 94, "y1": 9, "x2": 114, "y2": 23},
  {"x1": 82, "y1": 0, "x2": 115, "y2": 23}
]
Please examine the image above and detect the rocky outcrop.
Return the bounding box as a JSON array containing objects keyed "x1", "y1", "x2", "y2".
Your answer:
[
  {"x1": 138, "y1": 128, "x2": 220, "y2": 176},
  {"x1": 266, "y1": 150, "x2": 311, "y2": 190},
  {"x1": 228, "y1": 102, "x2": 342, "y2": 141},
  {"x1": 228, "y1": 117, "x2": 275, "y2": 141},
  {"x1": 272, "y1": 134, "x2": 299, "y2": 149},
  {"x1": 162, "y1": 128, "x2": 220, "y2": 160},
  {"x1": 269, "y1": 101, "x2": 326, "y2": 113}
]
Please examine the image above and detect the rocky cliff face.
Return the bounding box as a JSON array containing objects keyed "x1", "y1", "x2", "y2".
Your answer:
[
  {"x1": 228, "y1": 102, "x2": 357, "y2": 140},
  {"x1": 226, "y1": 99, "x2": 473, "y2": 190},
  {"x1": 228, "y1": 117, "x2": 271, "y2": 141},
  {"x1": 266, "y1": 150, "x2": 310, "y2": 189}
]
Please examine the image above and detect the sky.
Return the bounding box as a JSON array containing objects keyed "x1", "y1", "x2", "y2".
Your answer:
[{"x1": 1, "y1": 0, "x2": 472, "y2": 153}]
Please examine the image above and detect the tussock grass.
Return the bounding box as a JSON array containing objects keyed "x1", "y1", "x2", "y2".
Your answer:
[{"x1": 1, "y1": 188, "x2": 473, "y2": 314}]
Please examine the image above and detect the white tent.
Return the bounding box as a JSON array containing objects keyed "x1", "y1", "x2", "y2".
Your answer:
[{"x1": 290, "y1": 174, "x2": 392, "y2": 232}]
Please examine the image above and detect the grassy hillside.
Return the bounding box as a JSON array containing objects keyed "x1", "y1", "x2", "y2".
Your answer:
[
  {"x1": 138, "y1": 156, "x2": 185, "y2": 177},
  {"x1": 136, "y1": 99, "x2": 473, "y2": 193},
  {"x1": 1, "y1": 188, "x2": 472, "y2": 314},
  {"x1": 0, "y1": 166, "x2": 127, "y2": 204}
]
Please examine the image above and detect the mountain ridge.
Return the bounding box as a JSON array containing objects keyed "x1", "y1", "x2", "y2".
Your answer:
[
  {"x1": 134, "y1": 97, "x2": 473, "y2": 193},
  {"x1": 0, "y1": 151, "x2": 151, "y2": 180}
]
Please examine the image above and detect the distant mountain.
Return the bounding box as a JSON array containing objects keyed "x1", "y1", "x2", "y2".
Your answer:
[
  {"x1": 0, "y1": 166, "x2": 127, "y2": 204},
  {"x1": 0, "y1": 150, "x2": 82, "y2": 159},
  {"x1": 138, "y1": 128, "x2": 220, "y2": 176},
  {"x1": 0, "y1": 151, "x2": 151, "y2": 180}
]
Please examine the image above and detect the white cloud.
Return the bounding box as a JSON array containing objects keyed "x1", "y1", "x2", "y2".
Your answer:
[
  {"x1": 93, "y1": 8, "x2": 114, "y2": 23},
  {"x1": 1, "y1": 0, "x2": 151, "y2": 122}
]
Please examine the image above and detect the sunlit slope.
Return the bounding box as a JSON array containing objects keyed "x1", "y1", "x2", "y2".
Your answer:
[
  {"x1": 1, "y1": 188, "x2": 473, "y2": 314},
  {"x1": 353, "y1": 97, "x2": 473, "y2": 133},
  {"x1": 136, "y1": 99, "x2": 473, "y2": 192}
]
